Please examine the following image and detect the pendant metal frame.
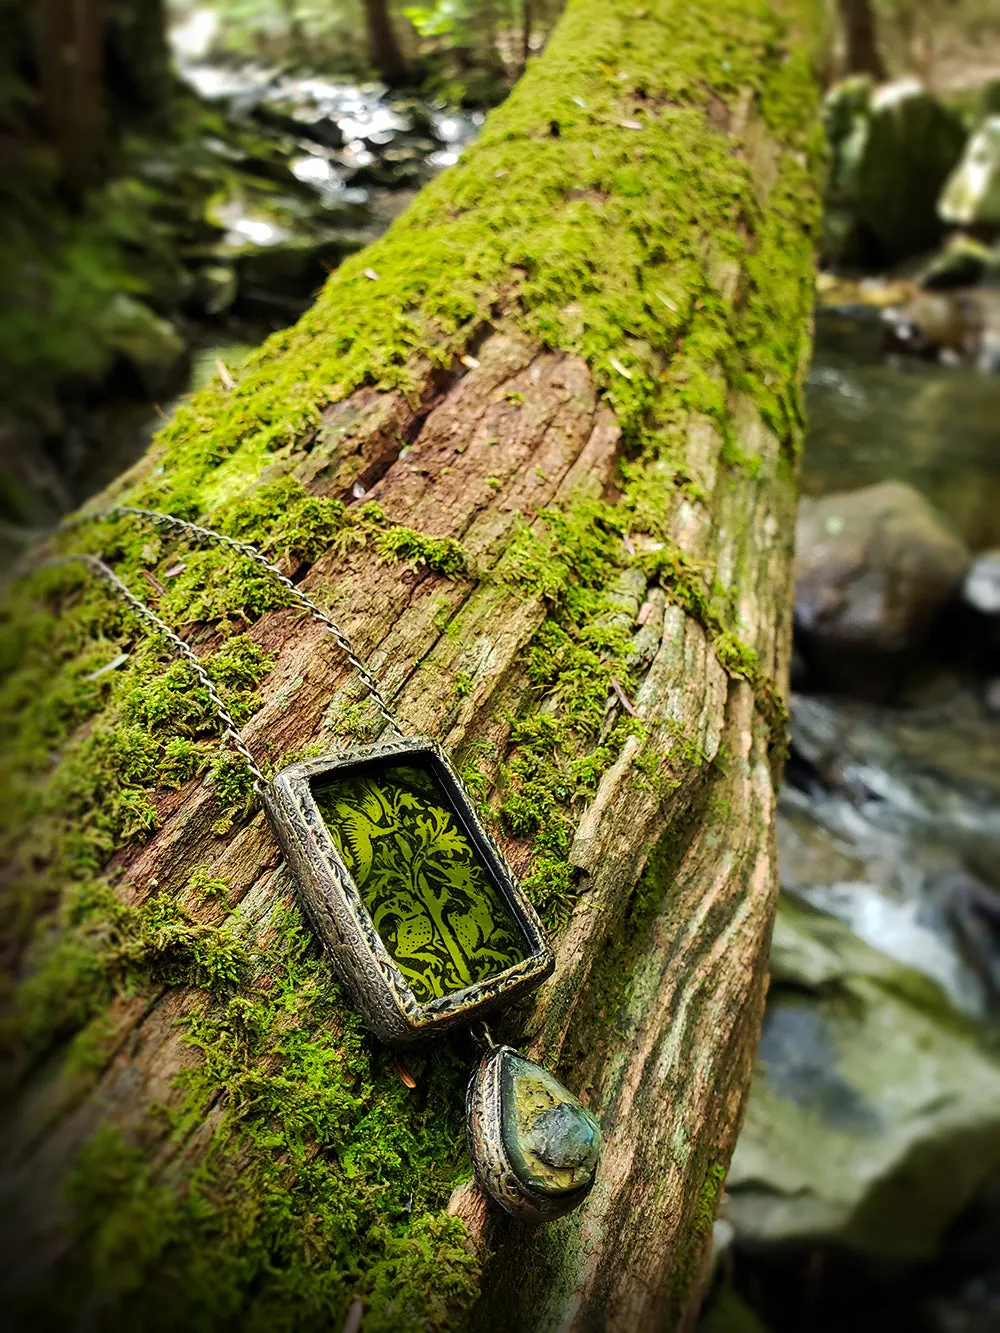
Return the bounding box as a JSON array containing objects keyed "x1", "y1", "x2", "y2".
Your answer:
[
  {"x1": 263, "y1": 736, "x2": 553, "y2": 1047},
  {"x1": 466, "y1": 1045, "x2": 600, "y2": 1222}
]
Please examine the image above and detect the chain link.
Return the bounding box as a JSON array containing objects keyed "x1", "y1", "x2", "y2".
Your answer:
[
  {"x1": 98, "y1": 505, "x2": 402, "y2": 734},
  {"x1": 43, "y1": 553, "x2": 268, "y2": 793},
  {"x1": 42, "y1": 503, "x2": 406, "y2": 793}
]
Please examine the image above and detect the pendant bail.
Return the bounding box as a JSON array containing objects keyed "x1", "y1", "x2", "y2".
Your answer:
[{"x1": 472, "y1": 1021, "x2": 497, "y2": 1050}]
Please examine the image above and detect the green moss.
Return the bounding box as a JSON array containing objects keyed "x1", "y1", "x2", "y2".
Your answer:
[
  {"x1": 0, "y1": 0, "x2": 820, "y2": 1323},
  {"x1": 371, "y1": 526, "x2": 469, "y2": 578},
  {"x1": 641, "y1": 546, "x2": 789, "y2": 762},
  {"x1": 6, "y1": 880, "x2": 249, "y2": 1066},
  {"x1": 453, "y1": 671, "x2": 474, "y2": 700},
  {"x1": 40, "y1": 909, "x2": 480, "y2": 1333}
]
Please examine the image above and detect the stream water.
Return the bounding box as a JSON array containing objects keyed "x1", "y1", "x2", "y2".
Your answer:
[
  {"x1": 792, "y1": 308, "x2": 1000, "y2": 1015},
  {"x1": 729, "y1": 308, "x2": 1000, "y2": 1333}
]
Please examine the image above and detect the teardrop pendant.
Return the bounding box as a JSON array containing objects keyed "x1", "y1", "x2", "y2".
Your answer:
[{"x1": 466, "y1": 1045, "x2": 602, "y2": 1222}]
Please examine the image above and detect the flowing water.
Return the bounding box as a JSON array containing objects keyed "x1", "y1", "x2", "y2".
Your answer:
[{"x1": 734, "y1": 305, "x2": 1000, "y2": 1333}]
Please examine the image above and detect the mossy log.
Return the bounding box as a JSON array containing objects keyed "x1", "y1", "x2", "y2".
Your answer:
[{"x1": 0, "y1": 1, "x2": 824, "y2": 1328}]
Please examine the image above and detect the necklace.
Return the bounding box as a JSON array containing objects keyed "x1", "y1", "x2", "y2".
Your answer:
[{"x1": 37, "y1": 504, "x2": 603, "y2": 1224}]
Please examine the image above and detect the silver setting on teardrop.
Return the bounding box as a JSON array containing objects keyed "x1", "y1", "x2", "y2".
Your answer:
[{"x1": 466, "y1": 1045, "x2": 602, "y2": 1222}]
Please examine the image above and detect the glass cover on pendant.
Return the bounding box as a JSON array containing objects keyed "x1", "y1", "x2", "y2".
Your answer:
[{"x1": 311, "y1": 762, "x2": 528, "y2": 1001}]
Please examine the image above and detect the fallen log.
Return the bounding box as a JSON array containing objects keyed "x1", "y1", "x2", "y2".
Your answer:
[{"x1": 0, "y1": 1, "x2": 823, "y2": 1327}]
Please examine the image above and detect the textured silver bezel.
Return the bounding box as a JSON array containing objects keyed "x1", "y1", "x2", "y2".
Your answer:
[
  {"x1": 466, "y1": 1045, "x2": 597, "y2": 1222},
  {"x1": 263, "y1": 736, "x2": 553, "y2": 1047}
]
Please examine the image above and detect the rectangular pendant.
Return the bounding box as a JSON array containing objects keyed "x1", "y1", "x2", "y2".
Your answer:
[{"x1": 263, "y1": 737, "x2": 554, "y2": 1046}]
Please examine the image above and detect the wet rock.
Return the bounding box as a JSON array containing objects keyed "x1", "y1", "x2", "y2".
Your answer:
[
  {"x1": 823, "y1": 77, "x2": 966, "y2": 266},
  {"x1": 795, "y1": 482, "x2": 970, "y2": 691},
  {"x1": 940, "y1": 118, "x2": 1000, "y2": 230},
  {"x1": 964, "y1": 551, "x2": 1000, "y2": 616},
  {"x1": 345, "y1": 149, "x2": 428, "y2": 191},
  {"x1": 879, "y1": 286, "x2": 1000, "y2": 372},
  {"x1": 203, "y1": 180, "x2": 375, "y2": 307},
  {"x1": 883, "y1": 289, "x2": 975, "y2": 359},
  {"x1": 191, "y1": 263, "x2": 238, "y2": 316},
  {"x1": 237, "y1": 231, "x2": 373, "y2": 306},
  {"x1": 97, "y1": 294, "x2": 186, "y2": 397},
  {"x1": 253, "y1": 100, "x2": 345, "y2": 149},
  {"x1": 728, "y1": 898, "x2": 1000, "y2": 1257},
  {"x1": 918, "y1": 235, "x2": 1000, "y2": 291}
]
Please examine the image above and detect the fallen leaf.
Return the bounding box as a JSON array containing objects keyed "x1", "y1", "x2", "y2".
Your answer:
[
  {"x1": 163, "y1": 561, "x2": 187, "y2": 578},
  {"x1": 637, "y1": 600, "x2": 652, "y2": 626},
  {"x1": 364, "y1": 267, "x2": 379, "y2": 281},
  {"x1": 393, "y1": 1057, "x2": 417, "y2": 1089},
  {"x1": 609, "y1": 356, "x2": 633, "y2": 380},
  {"x1": 610, "y1": 677, "x2": 639, "y2": 717},
  {"x1": 215, "y1": 359, "x2": 236, "y2": 390}
]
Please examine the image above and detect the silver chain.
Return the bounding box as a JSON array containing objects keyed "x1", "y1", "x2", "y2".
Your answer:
[
  {"x1": 45, "y1": 503, "x2": 405, "y2": 793},
  {"x1": 44, "y1": 552, "x2": 269, "y2": 793}
]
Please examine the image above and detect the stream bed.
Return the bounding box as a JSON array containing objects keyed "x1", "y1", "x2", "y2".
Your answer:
[{"x1": 718, "y1": 307, "x2": 1000, "y2": 1333}]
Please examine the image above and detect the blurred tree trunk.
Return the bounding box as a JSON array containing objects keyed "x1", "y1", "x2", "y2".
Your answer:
[
  {"x1": 277, "y1": 0, "x2": 310, "y2": 66},
  {"x1": 35, "y1": 0, "x2": 106, "y2": 199},
  {"x1": 0, "y1": 1, "x2": 824, "y2": 1329},
  {"x1": 363, "y1": 0, "x2": 408, "y2": 86},
  {"x1": 104, "y1": 0, "x2": 172, "y2": 117},
  {"x1": 838, "y1": 0, "x2": 887, "y2": 78},
  {"x1": 32, "y1": 0, "x2": 172, "y2": 198}
]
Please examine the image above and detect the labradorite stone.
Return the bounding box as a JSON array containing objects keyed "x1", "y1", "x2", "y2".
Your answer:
[{"x1": 499, "y1": 1053, "x2": 602, "y2": 1197}]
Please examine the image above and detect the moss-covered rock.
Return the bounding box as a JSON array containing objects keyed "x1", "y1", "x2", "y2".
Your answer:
[
  {"x1": 939, "y1": 116, "x2": 1000, "y2": 230},
  {"x1": 97, "y1": 294, "x2": 187, "y2": 396},
  {"x1": 823, "y1": 77, "x2": 966, "y2": 267},
  {"x1": 728, "y1": 899, "x2": 1000, "y2": 1258}
]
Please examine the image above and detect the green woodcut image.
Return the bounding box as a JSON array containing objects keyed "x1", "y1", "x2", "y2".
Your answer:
[{"x1": 312, "y1": 763, "x2": 528, "y2": 1002}]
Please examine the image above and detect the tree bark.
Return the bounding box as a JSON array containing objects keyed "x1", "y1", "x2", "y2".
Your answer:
[
  {"x1": 363, "y1": 0, "x2": 409, "y2": 88},
  {"x1": 0, "y1": 1, "x2": 823, "y2": 1329},
  {"x1": 837, "y1": 0, "x2": 887, "y2": 79},
  {"x1": 35, "y1": 0, "x2": 106, "y2": 199},
  {"x1": 31, "y1": 0, "x2": 172, "y2": 197},
  {"x1": 103, "y1": 0, "x2": 173, "y2": 116}
]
